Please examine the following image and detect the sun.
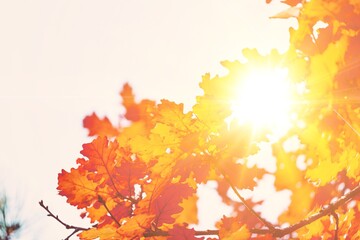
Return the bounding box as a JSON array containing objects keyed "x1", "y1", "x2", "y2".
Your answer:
[{"x1": 231, "y1": 67, "x2": 292, "y2": 134}]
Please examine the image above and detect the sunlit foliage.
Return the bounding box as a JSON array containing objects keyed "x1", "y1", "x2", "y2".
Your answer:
[{"x1": 49, "y1": 0, "x2": 360, "y2": 239}]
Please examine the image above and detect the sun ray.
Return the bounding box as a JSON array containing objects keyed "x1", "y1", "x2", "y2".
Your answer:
[{"x1": 231, "y1": 67, "x2": 293, "y2": 137}]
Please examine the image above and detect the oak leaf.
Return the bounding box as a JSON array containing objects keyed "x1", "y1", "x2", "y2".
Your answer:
[
  {"x1": 168, "y1": 225, "x2": 203, "y2": 240},
  {"x1": 117, "y1": 214, "x2": 155, "y2": 239},
  {"x1": 120, "y1": 83, "x2": 155, "y2": 122},
  {"x1": 218, "y1": 216, "x2": 250, "y2": 240},
  {"x1": 83, "y1": 112, "x2": 118, "y2": 137},
  {"x1": 79, "y1": 225, "x2": 120, "y2": 240},
  {"x1": 57, "y1": 168, "x2": 99, "y2": 209},
  {"x1": 152, "y1": 183, "x2": 195, "y2": 226}
]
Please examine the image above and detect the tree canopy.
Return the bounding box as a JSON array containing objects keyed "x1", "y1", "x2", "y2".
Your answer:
[{"x1": 42, "y1": 0, "x2": 360, "y2": 239}]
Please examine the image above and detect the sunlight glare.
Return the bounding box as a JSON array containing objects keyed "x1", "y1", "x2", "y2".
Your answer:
[{"x1": 232, "y1": 68, "x2": 292, "y2": 135}]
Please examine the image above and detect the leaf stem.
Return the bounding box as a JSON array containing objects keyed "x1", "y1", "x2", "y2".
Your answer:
[{"x1": 97, "y1": 195, "x2": 121, "y2": 227}]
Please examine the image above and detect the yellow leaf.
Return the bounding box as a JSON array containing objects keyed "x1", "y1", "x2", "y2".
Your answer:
[
  {"x1": 117, "y1": 214, "x2": 155, "y2": 239},
  {"x1": 80, "y1": 225, "x2": 120, "y2": 240},
  {"x1": 305, "y1": 159, "x2": 345, "y2": 186},
  {"x1": 279, "y1": 183, "x2": 314, "y2": 224},
  {"x1": 307, "y1": 36, "x2": 348, "y2": 98},
  {"x1": 172, "y1": 194, "x2": 199, "y2": 225}
]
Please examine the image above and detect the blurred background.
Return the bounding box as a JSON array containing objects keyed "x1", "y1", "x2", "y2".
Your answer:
[{"x1": 0, "y1": 0, "x2": 295, "y2": 239}]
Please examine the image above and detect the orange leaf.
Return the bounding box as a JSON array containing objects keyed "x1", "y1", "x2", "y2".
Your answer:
[
  {"x1": 79, "y1": 225, "x2": 120, "y2": 240},
  {"x1": 117, "y1": 214, "x2": 155, "y2": 239},
  {"x1": 120, "y1": 83, "x2": 155, "y2": 122},
  {"x1": 57, "y1": 168, "x2": 99, "y2": 209},
  {"x1": 83, "y1": 112, "x2": 118, "y2": 137},
  {"x1": 168, "y1": 225, "x2": 203, "y2": 240},
  {"x1": 218, "y1": 216, "x2": 250, "y2": 240},
  {"x1": 79, "y1": 136, "x2": 119, "y2": 185}
]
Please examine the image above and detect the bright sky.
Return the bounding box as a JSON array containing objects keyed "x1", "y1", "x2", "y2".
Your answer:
[{"x1": 0, "y1": 1, "x2": 296, "y2": 239}]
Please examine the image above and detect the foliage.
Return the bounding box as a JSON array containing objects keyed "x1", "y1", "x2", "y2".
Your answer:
[{"x1": 43, "y1": 0, "x2": 360, "y2": 239}]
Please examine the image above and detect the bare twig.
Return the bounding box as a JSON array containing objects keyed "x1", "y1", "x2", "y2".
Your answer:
[{"x1": 39, "y1": 200, "x2": 92, "y2": 240}]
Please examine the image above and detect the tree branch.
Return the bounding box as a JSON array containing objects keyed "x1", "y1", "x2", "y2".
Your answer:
[
  {"x1": 269, "y1": 183, "x2": 360, "y2": 238},
  {"x1": 143, "y1": 229, "x2": 219, "y2": 237},
  {"x1": 219, "y1": 167, "x2": 276, "y2": 231},
  {"x1": 39, "y1": 200, "x2": 93, "y2": 240},
  {"x1": 41, "y1": 183, "x2": 360, "y2": 239},
  {"x1": 144, "y1": 183, "x2": 360, "y2": 238}
]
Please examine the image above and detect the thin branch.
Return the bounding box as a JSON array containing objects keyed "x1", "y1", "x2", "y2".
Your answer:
[
  {"x1": 269, "y1": 183, "x2": 360, "y2": 238},
  {"x1": 219, "y1": 168, "x2": 276, "y2": 231},
  {"x1": 41, "y1": 182, "x2": 360, "y2": 239},
  {"x1": 143, "y1": 229, "x2": 219, "y2": 237},
  {"x1": 39, "y1": 200, "x2": 93, "y2": 240},
  {"x1": 97, "y1": 195, "x2": 121, "y2": 227},
  {"x1": 142, "y1": 183, "x2": 360, "y2": 238}
]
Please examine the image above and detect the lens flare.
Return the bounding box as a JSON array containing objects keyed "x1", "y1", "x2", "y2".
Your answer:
[{"x1": 232, "y1": 68, "x2": 292, "y2": 135}]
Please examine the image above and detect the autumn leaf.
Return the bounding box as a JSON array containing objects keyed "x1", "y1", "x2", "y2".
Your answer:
[
  {"x1": 57, "y1": 167, "x2": 99, "y2": 209},
  {"x1": 272, "y1": 142, "x2": 302, "y2": 190},
  {"x1": 79, "y1": 225, "x2": 120, "y2": 240},
  {"x1": 57, "y1": 167, "x2": 114, "y2": 223},
  {"x1": 172, "y1": 194, "x2": 199, "y2": 225},
  {"x1": 129, "y1": 122, "x2": 182, "y2": 165},
  {"x1": 151, "y1": 183, "x2": 195, "y2": 226},
  {"x1": 217, "y1": 216, "x2": 250, "y2": 240},
  {"x1": 52, "y1": 1, "x2": 360, "y2": 239},
  {"x1": 168, "y1": 225, "x2": 203, "y2": 240},
  {"x1": 155, "y1": 100, "x2": 196, "y2": 132},
  {"x1": 193, "y1": 75, "x2": 233, "y2": 131},
  {"x1": 117, "y1": 214, "x2": 155, "y2": 239},
  {"x1": 278, "y1": 182, "x2": 314, "y2": 224},
  {"x1": 83, "y1": 112, "x2": 119, "y2": 137},
  {"x1": 174, "y1": 154, "x2": 211, "y2": 184},
  {"x1": 120, "y1": 83, "x2": 155, "y2": 122},
  {"x1": 78, "y1": 136, "x2": 119, "y2": 186},
  {"x1": 281, "y1": 0, "x2": 303, "y2": 6}
]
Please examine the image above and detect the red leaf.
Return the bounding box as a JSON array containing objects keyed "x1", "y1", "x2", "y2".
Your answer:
[
  {"x1": 281, "y1": 0, "x2": 302, "y2": 6},
  {"x1": 168, "y1": 225, "x2": 204, "y2": 240},
  {"x1": 174, "y1": 154, "x2": 211, "y2": 184},
  {"x1": 80, "y1": 137, "x2": 148, "y2": 198},
  {"x1": 57, "y1": 168, "x2": 99, "y2": 209},
  {"x1": 218, "y1": 216, "x2": 250, "y2": 239},
  {"x1": 120, "y1": 83, "x2": 155, "y2": 122},
  {"x1": 152, "y1": 183, "x2": 195, "y2": 226},
  {"x1": 83, "y1": 112, "x2": 119, "y2": 137},
  {"x1": 80, "y1": 136, "x2": 118, "y2": 181}
]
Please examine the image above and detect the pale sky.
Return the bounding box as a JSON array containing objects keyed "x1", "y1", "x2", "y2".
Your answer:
[{"x1": 0, "y1": 1, "x2": 295, "y2": 239}]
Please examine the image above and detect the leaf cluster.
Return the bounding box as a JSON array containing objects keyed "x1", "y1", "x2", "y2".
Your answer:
[{"x1": 47, "y1": 0, "x2": 360, "y2": 239}]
